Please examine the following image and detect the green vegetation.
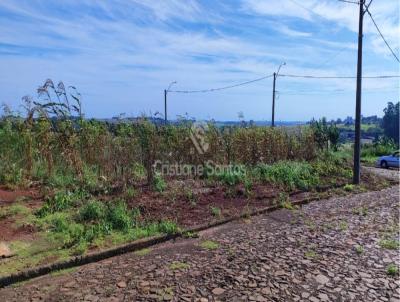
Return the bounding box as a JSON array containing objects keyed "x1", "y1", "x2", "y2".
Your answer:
[
  {"x1": 0, "y1": 204, "x2": 31, "y2": 218},
  {"x1": 355, "y1": 245, "x2": 364, "y2": 254},
  {"x1": 0, "y1": 80, "x2": 394, "y2": 276},
  {"x1": 382, "y1": 102, "x2": 399, "y2": 145},
  {"x1": 134, "y1": 248, "x2": 152, "y2": 256},
  {"x1": 210, "y1": 206, "x2": 222, "y2": 217},
  {"x1": 255, "y1": 161, "x2": 319, "y2": 190},
  {"x1": 153, "y1": 173, "x2": 167, "y2": 192},
  {"x1": 344, "y1": 184, "x2": 355, "y2": 192},
  {"x1": 361, "y1": 138, "x2": 397, "y2": 162},
  {"x1": 379, "y1": 239, "x2": 399, "y2": 250},
  {"x1": 169, "y1": 261, "x2": 190, "y2": 270},
  {"x1": 0, "y1": 82, "x2": 318, "y2": 190},
  {"x1": 182, "y1": 231, "x2": 198, "y2": 239},
  {"x1": 338, "y1": 221, "x2": 348, "y2": 231},
  {"x1": 304, "y1": 250, "x2": 317, "y2": 259},
  {"x1": 0, "y1": 193, "x2": 179, "y2": 276},
  {"x1": 386, "y1": 264, "x2": 399, "y2": 276},
  {"x1": 310, "y1": 118, "x2": 340, "y2": 150},
  {"x1": 199, "y1": 240, "x2": 219, "y2": 250},
  {"x1": 278, "y1": 193, "x2": 294, "y2": 210}
]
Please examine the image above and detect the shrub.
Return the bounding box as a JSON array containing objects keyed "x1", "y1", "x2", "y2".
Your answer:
[
  {"x1": 36, "y1": 190, "x2": 83, "y2": 217},
  {"x1": 125, "y1": 187, "x2": 137, "y2": 199},
  {"x1": 79, "y1": 200, "x2": 106, "y2": 221},
  {"x1": 217, "y1": 167, "x2": 246, "y2": 186},
  {"x1": 344, "y1": 184, "x2": 355, "y2": 192},
  {"x1": 361, "y1": 138, "x2": 397, "y2": 158},
  {"x1": 256, "y1": 161, "x2": 319, "y2": 190},
  {"x1": 152, "y1": 173, "x2": 166, "y2": 192},
  {"x1": 107, "y1": 200, "x2": 133, "y2": 232},
  {"x1": 156, "y1": 220, "x2": 179, "y2": 234}
]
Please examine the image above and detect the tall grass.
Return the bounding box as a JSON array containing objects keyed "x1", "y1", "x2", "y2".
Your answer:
[{"x1": 0, "y1": 89, "x2": 318, "y2": 190}]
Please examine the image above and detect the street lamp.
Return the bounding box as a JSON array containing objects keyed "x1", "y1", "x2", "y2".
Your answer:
[
  {"x1": 164, "y1": 81, "x2": 177, "y2": 124},
  {"x1": 272, "y1": 62, "x2": 286, "y2": 127}
]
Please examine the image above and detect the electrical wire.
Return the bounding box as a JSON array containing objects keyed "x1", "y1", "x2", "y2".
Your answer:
[
  {"x1": 279, "y1": 87, "x2": 399, "y2": 95},
  {"x1": 364, "y1": 8, "x2": 400, "y2": 63},
  {"x1": 337, "y1": 0, "x2": 359, "y2": 4},
  {"x1": 169, "y1": 74, "x2": 274, "y2": 94},
  {"x1": 169, "y1": 73, "x2": 398, "y2": 94},
  {"x1": 365, "y1": 0, "x2": 374, "y2": 10},
  {"x1": 279, "y1": 74, "x2": 400, "y2": 79}
]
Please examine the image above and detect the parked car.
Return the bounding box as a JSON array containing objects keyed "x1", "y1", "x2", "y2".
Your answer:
[{"x1": 376, "y1": 151, "x2": 400, "y2": 168}]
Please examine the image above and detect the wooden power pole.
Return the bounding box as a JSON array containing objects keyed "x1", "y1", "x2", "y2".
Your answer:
[
  {"x1": 353, "y1": 0, "x2": 365, "y2": 184},
  {"x1": 271, "y1": 72, "x2": 276, "y2": 127},
  {"x1": 164, "y1": 89, "x2": 167, "y2": 124}
]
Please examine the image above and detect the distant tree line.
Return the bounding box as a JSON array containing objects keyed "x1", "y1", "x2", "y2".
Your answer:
[{"x1": 382, "y1": 102, "x2": 399, "y2": 146}]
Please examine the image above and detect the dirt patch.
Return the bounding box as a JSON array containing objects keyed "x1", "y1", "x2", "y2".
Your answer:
[
  {"x1": 0, "y1": 216, "x2": 37, "y2": 242},
  {"x1": 125, "y1": 171, "x2": 391, "y2": 228},
  {"x1": 0, "y1": 187, "x2": 41, "y2": 206}
]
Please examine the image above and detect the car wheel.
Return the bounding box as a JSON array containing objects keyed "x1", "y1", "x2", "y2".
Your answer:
[{"x1": 380, "y1": 160, "x2": 388, "y2": 169}]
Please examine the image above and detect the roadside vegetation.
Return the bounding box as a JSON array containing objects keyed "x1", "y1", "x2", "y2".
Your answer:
[{"x1": 0, "y1": 80, "x2": 396, "y2": 275}]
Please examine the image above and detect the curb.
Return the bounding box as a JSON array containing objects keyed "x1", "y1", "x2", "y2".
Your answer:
[{"x1": 0, "y1": 180, "x2": 392, "y2": 288}]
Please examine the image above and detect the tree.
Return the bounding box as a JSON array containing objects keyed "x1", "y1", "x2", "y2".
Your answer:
[
  {"x1": 381, "y1": 102, "x2": 399, "y2": 145},
  {"x1": 310, "y1": 118, "x2": 339, "y2": 150}
]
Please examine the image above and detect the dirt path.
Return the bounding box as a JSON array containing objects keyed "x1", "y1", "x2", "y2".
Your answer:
[{"x1": 1, "y1": 169, "x2": 399, "y2": 301}]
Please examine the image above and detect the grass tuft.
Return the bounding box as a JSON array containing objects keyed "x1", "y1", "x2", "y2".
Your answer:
[{"x1": 199, "y1": 240, "x2": 219, "y2": 250}]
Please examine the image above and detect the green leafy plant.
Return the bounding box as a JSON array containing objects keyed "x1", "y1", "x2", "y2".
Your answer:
[
  {"x1": 387, "y1": 264, "x2": 398, "y2": 276},
  {"x1": 344, "y1": 184, "x2": 355, "y2": 192},
  {"x1": 152, "y1": 173, "x2": 167, "y2": 192},
  {"x1": 256, "y1": 161, "x2": 319, "y2": 190},
  {"x1": 107, "y1": 200, "x2": 133, "y2": 232},
  {"x1": 210, "y1": 206, "x2": 222, "y2": 218},
  {"x1": 79, "y1": 200, "x2": 106, "y2": 221}
]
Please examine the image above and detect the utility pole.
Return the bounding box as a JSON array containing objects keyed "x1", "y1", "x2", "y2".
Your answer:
[
  {"x1": 271, "y1": 73, "x2": 276, "y2": 127},
  {"x1": 164, "y1": 81, "x2": 177, "y2": 125},
  {"x1": 271, "y1": 62, "x2": 285, "y2": 127},
  {"x1": 353, "y1": 0, "x2": 365, "y2": 184},
  {"x1": 164, "y1": 89, "x2": 167, "y2": 124}
]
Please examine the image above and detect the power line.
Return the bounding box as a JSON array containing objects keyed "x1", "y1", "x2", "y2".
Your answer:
[
  {"x1": 279, "y1": 74, "x2": 400, "y2": 79},
  {"x1": 169, "y1": 74, "x2": 274, "y2": 94},
  {"x1": 364, "y1": 8, "x2": 400, "y2": 63},
  {"x1": 168, "y1": 73, "x2": 398, "y2": 95},
  {"x1": 279, "y1": 87, "x2": 399, "y2": 95},
  {"x1": 365, "y1": 0, "x2": 374, "y2": 10},
  {"x1": 337, "y1": 0, "x2": 359, "y2": 4},
  {"x1": 313, "y1": 45, "x2": 352, "y2": 69}
]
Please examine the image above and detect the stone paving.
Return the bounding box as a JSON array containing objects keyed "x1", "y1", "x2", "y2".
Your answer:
[{"x1": 1, "y1": 169, "x2": 399, "y2": 302}]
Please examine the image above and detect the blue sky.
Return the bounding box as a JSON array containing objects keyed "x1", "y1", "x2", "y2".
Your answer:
[{"x1": 0, "y1": 0, "x2": 398, "y2": 121}]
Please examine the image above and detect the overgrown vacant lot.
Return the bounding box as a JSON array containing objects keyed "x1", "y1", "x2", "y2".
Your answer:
[
  {"x1": 0, "y1": 149, "x2": 393, "y2": 276},
  {"x1": 0, "y1": 170, "x2": 398, "y2": 301},
  {"x1": 0, "y1": 92, "x2": 396, "y2": 276}
]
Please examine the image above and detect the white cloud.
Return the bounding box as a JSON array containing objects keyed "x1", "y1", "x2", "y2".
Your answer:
[
  {"x1": 0, "y1": 0, "x2": 397, "y2": 120},
  {"x1": 242, "y1": 0, "x2": 314, "y2": 20},
  {"x1": 276, "y1": 25, "x2": 312, "y2": 37},
  {"x1": 242, "y1": 0, "x2": 399, "y2": 58}
]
